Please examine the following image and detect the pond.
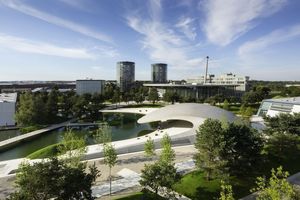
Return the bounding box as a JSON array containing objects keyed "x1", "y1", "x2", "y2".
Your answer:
[{"x1": 0, "y1": 113, "x2": 156, "y2": 161}]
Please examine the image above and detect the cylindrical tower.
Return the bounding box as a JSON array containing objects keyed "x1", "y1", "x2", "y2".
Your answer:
[
  {"x1": 151, "y1": 63, "x2": 167, "y2": 83},
  {"x1": 116, "y1": 61, "x2": 135, "y2": 92}
]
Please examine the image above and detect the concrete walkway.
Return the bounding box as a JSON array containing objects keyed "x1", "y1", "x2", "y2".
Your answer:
[
  {"x1": 92, "y1": 159, "x2": 195, "y2": 199},
  {"x1": 0, "y1": 119, "x2": 75, "y2": 151}
]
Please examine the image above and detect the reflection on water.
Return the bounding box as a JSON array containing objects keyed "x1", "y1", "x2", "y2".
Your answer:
[
  {"x1": 0, "y1": 129, "x2": 20, "y2": 141},
  {"x1": 0, "y1": 113, "x2": 151, "y2": 161}
]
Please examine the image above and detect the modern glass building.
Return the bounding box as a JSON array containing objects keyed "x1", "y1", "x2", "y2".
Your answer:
[
  {"x1": 117, "y1": 61, "x2": 135, "y2": 92},
  {"x1": 151, "y1": 63, "x2": 167, "y2": 83},
  {"x1": 76, "y1": 79, "x2": 105, "y2": 95},
  {"x1": 257, "y1": 97, "x2": 300, "y2": 117}
]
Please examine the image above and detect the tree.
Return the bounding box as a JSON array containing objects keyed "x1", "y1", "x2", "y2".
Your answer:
[
  {"x1": 103, "y1": 144, "x2": 117, "y2": 196},
  {"x1": 244, "y1": 107, "x2": 254, "y2": 117},
  {"x1": 58, "y1": 130, "x2": 86, "y2": 167},
  {"x1": 242, "y1": 91, "x2": 260, "y2": 105},
  {"x1": 222, "y1": 123, "x2": 263, "y2": 176},
  {"x1": 163, "y1": 91, "x2": 180, "y2": 104},
  {"x1": 219, "y1": 181, "x2": 234, "y2": 200},
  {"x1": 264, "y1": 113, "x2": 300, "y2": 136},
  {"x1": 144, "y1": 138, "x2": 156, "y2": 157},
  {"x1": 139, "y1": 161, "x2": 181, "y2": 198},
  {"x1": 239, "y1": 104, "x2": 246, "y2": 116},
  {"x1": 194, "y1": 119, "x2": 227, "y2": 180},
  {"x1": 265, "y1": 133, "x2": 300, "y2": 164},
  {"x1": 15, "y1": 92, "x2": 35, "y2": 126},
  {"x1": 45, "y1": 88, "x2": 59, "y2": 123},
  {"x1": 159, "y1": 134, "x2": 175, "y2": 164},
  {"x1": 223, "y1": 99, "x2": 230, "y2": 110},
  {"x1": 32, "y1": 94, "x2": 47, "y2": 124},
  {"x1": 7, "y1": 158, "x2": 100, "y2": 200},
  {"x1": 111, "y1": 89, "x2": 120, "y2": 107},
  {"x1": 94, "y1": 122, "x2": 112, "y2": 145},
  {"x1": 251, "y1": 166, "x2": 295, "y2": 200},
  {"x1": 148, "y1": 88, "x2": 159, "y2": 104}
]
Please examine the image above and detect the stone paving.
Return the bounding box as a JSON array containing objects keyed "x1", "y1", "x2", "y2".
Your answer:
[{"x1": 92, "y1": 159, "x2": 195, "y2": 198}]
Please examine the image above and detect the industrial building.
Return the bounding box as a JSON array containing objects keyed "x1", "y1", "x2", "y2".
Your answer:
[
  {"x1": 257, "y1": 97, "x2": 300, "y2": 117},
  {"x1": 143, "y1": 82, "x2": 238, "y2": 100},
  {"x1": 76, "y1": 79, "x2": 105, "y2": 95},
  {"x1": 116, "y1": 61, "x2": 135, "y2": 92},
  {"x1": 151, "y1": 63, "x2": 167, "y2": 83},
  {"x1": 0, "y1": 93, "x2": 17, "y2": 126},
  {"x1": 186, "y1": 73, "x2": 249, "y2": 92}
]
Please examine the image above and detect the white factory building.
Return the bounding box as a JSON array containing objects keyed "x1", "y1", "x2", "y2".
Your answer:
[
  {"x1": 0, "y1": 93, "x2": 17, "y2": 126},
  {"x1": 186, "y1": 73, "x2": 249, "y2": 91},
  {"x1": 76, "y1": 79, "x2": 105, "y2": 95}
]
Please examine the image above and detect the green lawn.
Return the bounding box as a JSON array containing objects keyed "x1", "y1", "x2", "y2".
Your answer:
[
  {"x1": 173, "y1": 170, "x2": 258, "y2": 200},
  {"x1": 173, "y1": 171, "x2": 221, "y2": 200}
]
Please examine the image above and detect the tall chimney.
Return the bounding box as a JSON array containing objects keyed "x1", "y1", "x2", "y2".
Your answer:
[{"x1": 204, "y1": 56, "x2": 209, "y2": 84}]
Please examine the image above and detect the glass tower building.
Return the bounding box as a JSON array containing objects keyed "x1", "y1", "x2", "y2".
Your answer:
[
  {"x1": 151, "y1": 63, "x2": 167, "y2": 83},
  {"x1": 116, "y1": 61, "x2": 135, "y2": 92}
]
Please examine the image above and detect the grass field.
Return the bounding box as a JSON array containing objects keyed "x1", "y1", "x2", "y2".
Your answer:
[{"x1": 173, "y1": 171, "x2": 221, "y2": 200}]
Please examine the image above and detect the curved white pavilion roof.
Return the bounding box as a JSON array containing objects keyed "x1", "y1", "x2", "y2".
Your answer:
[{"x1": 138, "y1": 103, "x2": 237, "y2": 128}]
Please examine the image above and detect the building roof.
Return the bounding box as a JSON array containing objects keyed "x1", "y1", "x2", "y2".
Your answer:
[
  {"x1": 0, "y1": 93, "x2": 17, "y2": 103},
  {"x1": 263, "y1": 97, "x2": 300, "y2": 105},
  {"x1": 143, "y1": 83, "x2": 239, "y2": 87},
  {"x1": 138, "y1": 103, "x2": 237, "y2": 128}
]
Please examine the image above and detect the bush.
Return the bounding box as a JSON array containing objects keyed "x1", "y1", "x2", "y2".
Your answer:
[{"x1": 27, "y1": 143, "x2": 61, "y2": 159}]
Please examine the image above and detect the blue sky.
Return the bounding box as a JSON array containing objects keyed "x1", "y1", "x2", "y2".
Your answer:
[{"x1": 0, "y1": 0, "x2": 300, "y2": 81}]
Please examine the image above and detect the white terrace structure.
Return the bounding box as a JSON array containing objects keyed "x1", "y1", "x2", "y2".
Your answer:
[{"x1": 257, "y1": 97, "x2": 300, "y2": 117}]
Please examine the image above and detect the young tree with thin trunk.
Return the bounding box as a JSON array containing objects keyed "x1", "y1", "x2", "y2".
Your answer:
[
  {"x1": 103, "y1": 144, "x2": 117, "y2": 196},
  {"x1": 159, "y1": 134, "x2": 175, "y2": 164},
  {"x1": 57, "y1": 129, "x2": 86, "y2": 168},
  {"x1": 94, "y1": 122, "x2": 112, "y2": 145},
  {"x1": 144, "y1": 137, "x2": 156, "y2": 158}
]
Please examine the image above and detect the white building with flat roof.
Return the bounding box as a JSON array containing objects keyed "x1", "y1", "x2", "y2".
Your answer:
[
  {"x1": 186, "y1": 73, "x2": 249, "y2": 91},
  {"x1": 76, "y1": 80, "x2": 105, "y2": 95},
  {"x1": 0, "y1": 93, "x2": 17, "y2": 126}
]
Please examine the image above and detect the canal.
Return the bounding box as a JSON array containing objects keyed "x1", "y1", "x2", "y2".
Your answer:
[{"x1": 0, "y1": 113, "x2": 154, "y2": 161}]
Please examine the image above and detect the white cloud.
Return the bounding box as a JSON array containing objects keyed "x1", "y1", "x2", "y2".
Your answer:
[
  {"x1": 0, "y1": 34, "x2": 95, "y2": 59},
  {"x1": 0, "y1": 0, "x2": 113, "y2": 43},
  {"x1": 238, "y1": 24, "x2": 300, "y2": 56},
  {"x1": 201, "y1": 0, "x2": 287, "y2": 46},
  {"x1": 175, "y1": 16, "x2": 197, "y2": 40},
  {"x1": 125, "y1": 0, "x2": 203, "y2": 70}
]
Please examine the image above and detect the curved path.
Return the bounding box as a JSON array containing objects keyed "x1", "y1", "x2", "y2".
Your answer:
[{"x1": 0, "y1": 107, "x2": 195, "y2": 178}]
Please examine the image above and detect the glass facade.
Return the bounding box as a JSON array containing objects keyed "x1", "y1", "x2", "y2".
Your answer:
[
  {"x1": 117, "y1": 61, "x2": 135, "y2": 92},
  {"x1": 151, "y1": 63, "x2": 167, "y2": 83}
]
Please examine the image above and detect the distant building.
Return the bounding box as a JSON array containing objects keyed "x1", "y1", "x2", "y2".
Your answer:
[
  {"x1": 144, "y1": 73, "x2": 249, "y2": 100},
  {"x1": 143, "y1": 83, "x2": 238, "y2": 100},
  {"x1": 257, "y1": 97, "x2": 300, "y2": 117},
  {"x1": 151, "y1": 63, "x2": 167, "y2": 83},
  {"x1": 0, "y1": 93, "x2": 17, "y2": 126},
  {"x1": 76, "y1": 80, "x2": 105, "y2": 95},
  {"x1": 186, "y1": 73, "x2": 249, "y2": 92},
  {"x1": 116, "y1": 61, "x2": 135, "y2": 92}
]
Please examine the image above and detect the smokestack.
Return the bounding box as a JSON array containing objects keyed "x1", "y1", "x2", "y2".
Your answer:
[{"x1": 204, "y1": 56, "x2": 209, "y2": 84}]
